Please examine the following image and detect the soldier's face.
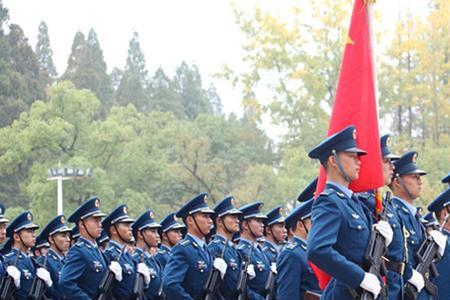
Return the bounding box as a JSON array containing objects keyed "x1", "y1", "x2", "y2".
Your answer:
[
  {"x1": 222, "y1": 214, "x2": 240, "y2": 233},
  {"x1": 270, "y1": 222, "x2": 287, "y2": 244},
  {"x1": 115, "y1": 222, "x2": 133, "y2": 243},
  {"x1": 0, "y1": 223, "x2": 6, "y2": 243},
  {"x1": 248, "y1": 218, "x2": 264, "y2": 237},
  {"x1": 189, "y1": 213, "x2": 213, "y2": 236},
  {"x1": 382, "y1": 158, "x2": 394, "y2": 185},
  {"x1": 338, "y1": 152, "x2": 361, "y2": 180},
  {"x1": 83, "y1": 216, "x2": 103, "y2": 238},
  {"x1": 142, "y1": 228, "x2": 159, "y2": 247},
  {"x1": 51, "y1": 232, "x2": 70, "y2": 253},
  {"x1": 165, "y1": 229, "x2": 182, "y2": 246},
  {"x1": 401, "y1": 174, "x2": 423, "y2": 199},
  {"x1": 18, "y1": 228, "x2": 36, "y2": 248}
]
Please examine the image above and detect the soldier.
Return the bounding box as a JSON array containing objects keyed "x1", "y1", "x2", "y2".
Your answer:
[
  {"x1": 59, "y1": 196, "x2": 113, "y2": 299},
  {"x1": 32, "y1": 233, "x2": 50, "y2": 258},
  {"x1": 306, "y1": 125, "x2": 393, "y2": 299},
  {"x1": 277, "y1": 199, "x2": 321, "y2": 299},
  {"x1": 162, "y1": 192, "x2": 222, "y2": 299},
  {"x1": 207, "y1": 195, "x2": 243, "y2": 299},
  {"x1": 425, "y1": 182, "x2": 450, "y2": 299},
  {"x1": 263, "y1": 206, "x2": 287, "y2": 263},
  {"x1": 237, "y1": 201, "x2": 272, "y2": 299},
  {"x1": 102, "y1": 204, "x2": 150, "y2": 299},
  {"x1": 155, "y1": 212, "x2": 185, "y2": 268},
  {"x1": 0, "y1": 204, "x2": 21, "y2": 291},
  {"x1": 37, "y1": 214, "x2": 71, "y2": 299},
  {"x1": 69, "y1": 226, "x2": 80, "y2": 246},
  {"x1": 4, "y1": 211, "x2": 53, "y2": 300},
  {"x1": 97, "y1": 228, "x2": 110, "y2": 251},
  {"x1": 391, "y1": 151, "x2": 447, "y2": 299},
  {"x1": 358, "y1": 134, "x2": 408, "y2": 300},
  {"x1": 132, "y1": 209, "x2": 163, "y2": 300}
]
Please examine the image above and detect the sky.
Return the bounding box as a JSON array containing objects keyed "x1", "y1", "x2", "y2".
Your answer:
[{"x1": 3, "y1": 0, "x2": 428, "y2": 139}]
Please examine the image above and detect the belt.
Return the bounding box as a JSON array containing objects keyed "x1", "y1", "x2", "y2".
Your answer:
[{"x1": 386, "y1": 260, "x2": 405, "y2": 275}]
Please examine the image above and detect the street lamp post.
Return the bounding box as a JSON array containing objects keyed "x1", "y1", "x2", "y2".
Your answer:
[{"x1": 47, "y1": 164, "x2": 93, "y2": 215}]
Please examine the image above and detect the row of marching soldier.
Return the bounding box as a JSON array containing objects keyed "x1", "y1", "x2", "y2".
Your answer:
[{"x1": 0, "y1": 125, "x2": 448, "y2": 299}]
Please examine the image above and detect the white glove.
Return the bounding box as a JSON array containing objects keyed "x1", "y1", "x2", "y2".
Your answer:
[
  {"x1": 36, "y1": 268, "x2": 53, "y2": 287},
  {"x1": 213, "y1": 258, "x2": 227, "y2": 280},
  {"x1": 359, "y1": 272, "x2": 381, "y2": 298},
  {"x1": 270, "y1": 262, "x2": 277, "y2": 274},
  {"x1": 247, "y1": 264, "x2": 256, "y2": 280},
  {"x1": 429, "y1": 230, "x2": 447, "y2": 256},
  {"x1": 137, "y1": 263, "x2": 151, "y2": 285},
  {"x1": 109, "y1": 261, "x2": 123, "y2": 282},
  {"x1": 374, "y1": 220, "x2": 393, "y2": 247},
  {"x1": 6, "y1": 266, "x2": 20, "y2": 288},
  {"x1": 408, "y1": 269, "x2": 424, "y2": 292}
]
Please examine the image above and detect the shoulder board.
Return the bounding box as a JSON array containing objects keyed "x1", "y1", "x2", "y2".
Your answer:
[
  {"x1": 237, "y1": 244, "x2": 248, "y2": 250},
  {"x1": 158, "y1": 249, "x2": 167, "y2": 254},
  {"x1": 180, "y1": 239, "x2": 191, "y2": 246},
  {"x1": 75, "y1": 241, "x2": 85, "y2": 248},
  {"x1": 357, "y1": 192, "x2": 371, "y2": 200},
  {"x1": 4, "y1": 252, "x2": 14, "y2": 258},
  {"x1": 301, "y1": 244, "x2": 307, "y2": 251},
  {"x1": 105, "y1": 246, "x2": 115, "y2": 252},
  {"x1": 319, "y1": 188, "x2": 335, "y2": 197},
  {"x1": 212, "y1": 239, "x2": 225, "y2": 245},
  {"x1": 286, "y1": 242, "x2": 297, "y2": 250}
]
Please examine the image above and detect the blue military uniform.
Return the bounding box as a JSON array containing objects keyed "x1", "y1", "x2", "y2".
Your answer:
[
  {"x1": 70, "y1": 226, "x2": 80, "y2": 244},
  {"x1": 162, "y1": 192, "x2": 215, "y2": 299},
  {"x1": 307, "y1": 125, "x2": 375, "y2": 299},
  {"x1": 4, "y1": 211, "x2": 40, "y2": 300},
  {"x1": 155, "y1": 212, "x2": 185, "y2": 268},
  {"x1": 0, "y1": 204, "x2": 9, "y2": 278},
  {"x1": 237, "y1": 202, "x2": 270, "y2": 300},
  {"x1": 208, "y1": 195, "x2": 243, "y2": 299},
  {"x1": 59, "y1": 196, "x2": 108, "y2": 300},
  {"x1": 262, "y1": 206, "x2": 285, "y2": 263},
  {"x1": 427, "y1": 188, "x2": 450, "y2": 300},
  {"x1": 131, "y1": 210, "x2": 163, "y2": 300},
  {"x1": 392, "y1": 151, "x2": 432, "y2": 300},
  {"x1": 102, "y1": 204, "x2": 137, "y2": 299},
  {"x1": 358, "y1": 134, "x2": 407, "y2": 300},
  {"x1": 97, "y1": 228, "x2": 110, "y2": 248},
  {"x1": 37, "y1": 214, "x2": 72, "y2": 300},
  {"x1": 277, "y1": 199, "x2": 320, "y2": 299}
]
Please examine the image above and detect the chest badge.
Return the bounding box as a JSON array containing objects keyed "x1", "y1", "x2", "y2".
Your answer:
[
  {"x1": 93, "y1": 260, "x2": 102, "y2": 272},
  {"x1": 197, "y1": 260, "x2": 207, "y2": 272}
]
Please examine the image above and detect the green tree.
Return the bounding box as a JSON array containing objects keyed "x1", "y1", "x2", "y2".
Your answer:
[
  {"x1": 148, "y1": 67, "x2": 184, "y2": 118},
  {"x1": 35, "y1": 21, "x2": 58, "y2": 86}
]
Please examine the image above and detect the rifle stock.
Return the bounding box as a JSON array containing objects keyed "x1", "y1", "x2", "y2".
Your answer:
[
  {"x1": 237, "y1": 243, "x2": 254, "y2": 300},
  {"x1": 204, "y1": 239, "x2": 228, "y2": 300},
  {"x1": 0, "y1": 250, "x2": 20, "y2": 300}
]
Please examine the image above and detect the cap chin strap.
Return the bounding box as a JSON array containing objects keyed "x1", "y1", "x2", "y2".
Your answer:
[
  {"x1": 81, "y1": 219, "x2": 98, "y2": 241},
  {"x1": 51, "y1": 235, "x2": 65, "y2": 255},
  {"x1": 332, "y1": 151, "x2": 352, "y2": 183},
  {"x1": 300, "y1": 220, "x2": 309, "y2": 235},
  {"x1": 269, "y1": 224, "x2": 284, "y2": 245},
  {"x1": 396, "y1": 175, "x2": 414, "y2": 200},
  {"x1": 113, "y1": 223, "x2": 131, "y2": 244},
  {"x1": 17, "y1": 232, "x2": 30, "y2": 252},
  {"x1": 191, "y1": 214, "x2": 208, "y2": 237},
  {"x1": 141, "y1": 231, "x2": 153, "y2": 249},
  {"x1": 220, "y1": 215, "x2": 235, "y2": 237},
  {"x1": 247, "y1": 219, "x2": 259, "y2": 240},
  {"x1": 165, "y1": 233, "x2": 176, "y2": 247}
]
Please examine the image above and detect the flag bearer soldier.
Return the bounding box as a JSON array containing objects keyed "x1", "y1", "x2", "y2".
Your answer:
[
  {"x1": 391, "y1": 151, "x2": 447, "y2": 299},
  {"x1": 4, "y1": 211, "x2": 53, "y2": 300},
  {"x1": 306, "y1": 125, "x2": 393, "y2": 299},
  {"x1": 262, "y1": 206, "x2": 287, "y2": 263},
  {"x1": 208, "y1": 195, "x2": 243, "y2": 299},
  {"x1": 59, "y1": 196, "x2": 111, "y2": 299},
  {"x1": 277, "y1": 199, "x2": 321, "y2": 299},
  {"x1": 132, "y1": 209, "x2": 163, "y2": 300},
  {"x1": 102, "y1": 204, "x2": 150, "y2": 299},
  {"x1": 237, "y1": 202, "x2": 272, "y2": 300},
  {"x1": 38, "y1": 214, "x2": 71, "y2": 299},
  {"x1": 162, "y1": 192, "x2": 219, "y2": 299},
  {"x1": 155, "y1": 212, "x2": 185, "y2": 268},
  {"x1": 425, "y1": 184, "x2": 450, "y2": 299}
]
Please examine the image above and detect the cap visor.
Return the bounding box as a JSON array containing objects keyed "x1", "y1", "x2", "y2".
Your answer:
[
  {"x1": 198, "y1": 208, "x2": 215, "y2": 214},
  {"x1": 384, "y1": 153, "x2": 401, "y2": 160},
  {"x1": 345, "y1": 147, "x2": 367, "y2": 156},
  {"x1": 0, "y1": 217, "x2": 9, "y2": 223},
  {"x1": 245, "y1": 213, "x2": 268, "y2": 220}
]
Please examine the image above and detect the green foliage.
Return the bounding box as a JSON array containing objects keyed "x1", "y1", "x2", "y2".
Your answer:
[{"x1": 35, "y1": 21, "x2": 58, "y2": 86}]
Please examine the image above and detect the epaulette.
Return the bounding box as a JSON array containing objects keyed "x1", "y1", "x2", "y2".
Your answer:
[
  {"x1": 237, "y1": 243, "x2": 249, "y2": 250},
  {"x1": 180, "y1": 239, "x2": 191, "y2": 247},
  {"x1": 286, "y1": 242, "x2": 297, "y2": 250},
  {"x1": 4, "y1": 252, "x2": 14, "y2": 258},
  {"x1": 158, "y1": 249, "x2": 167, "y2": 254},
  {"x1": 319, "y1": 188, "x2": 334, "y2": 197},
  {"x1": 211, "y1": 239, "x2": 225, "y2": 245},
  {"x1": 75, "y1": 240, "x2": 85, "y2": 248},
  {"x1": 357, "y1": 192, "x2": 371, "y2": 200}
]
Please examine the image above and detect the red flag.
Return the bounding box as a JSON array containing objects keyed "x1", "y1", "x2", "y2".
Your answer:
[{"x1": 311, "y1": 0, "x2": 383, "y2": 290}]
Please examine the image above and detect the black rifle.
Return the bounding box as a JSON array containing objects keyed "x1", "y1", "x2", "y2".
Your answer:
[
  {"x1": 237, "y1": 243, "x2": 254, "y2": 300},
  {"x1": 97, "y1": 245, "x2": 126, "y2": 300},
  {"x1": 204, "y1": 240, "x2": 227, "y2": 300},
  {"x1": 360, "y1": 191, "x2": 392, "y2": 300},
  {"x1": 28, "y1": 254, "x2": 50, "y2": 300},
  {"x1": 132, "y1": 247, "x2": 147, "y2": 300},
  {"x1": 0, "y1": 250, "x2": 20, "y2": 300},
  {"x1": 403, "y1": 215, "x2": 449, "y2": 300}
]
